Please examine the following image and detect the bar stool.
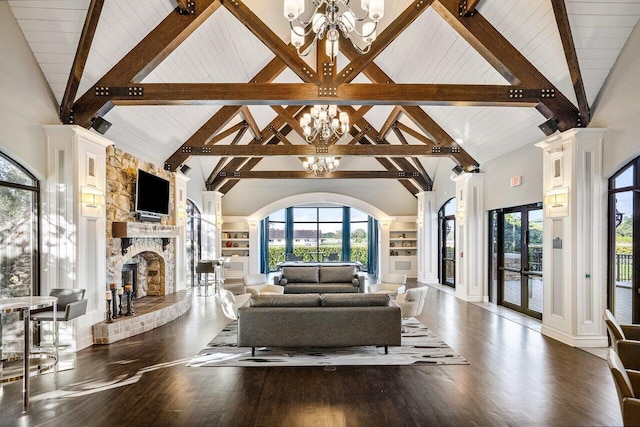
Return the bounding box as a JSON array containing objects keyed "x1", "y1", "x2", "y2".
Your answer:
[{"x1": 196, "y1": 261, "x2": 216, "y2": 297}]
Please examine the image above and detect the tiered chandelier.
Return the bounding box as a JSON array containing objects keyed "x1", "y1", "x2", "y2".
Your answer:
[
  {"x1": 303, "y1": 156, "x2": 340, "y2": 176},
  {"x1": 284, "y1": 0, "x2": 385, "y2": 63},
  {"x1": 300, "y1": 105, "x2": 349, "y2": 144}
]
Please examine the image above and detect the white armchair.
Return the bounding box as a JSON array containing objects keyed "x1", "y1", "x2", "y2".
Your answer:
[
  {"x1": 393, "y1": 286, "x2": 428, "y2": 320},
  {"x1": 219, "y1": 289, "x2": 251, "y2": 320},
  {"x1": 243, "y1": 274, "x2": 285, "y2": 295},
  {"x1": 368, "y1": 273, "x2": 407, "y2": 295}
]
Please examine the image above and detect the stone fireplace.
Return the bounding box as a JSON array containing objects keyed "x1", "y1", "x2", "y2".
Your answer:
[{"x1": 121, "y1": 252, "x2": 166, "y2": 298}]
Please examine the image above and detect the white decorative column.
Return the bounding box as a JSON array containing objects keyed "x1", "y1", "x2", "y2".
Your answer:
[
  {"x1": 417, "y1": 192, "x2": 438, "y2": 284},
  {"x1": 536, "y1": 128, "x2": 607, "y2": 347},
  {"x1": 174, "y1": 173, "x2": 189, "y2": 291},
  {"x1": 453, "y1": 173, "x2": 486, "y2": 302},
  {"x1": 202, "y1": 191, "x2": 223, "y2": 260},
  {"x1": 379, "y1": 219, "x2": 392, "y2": 276},
  {"x1": 42, "y1": 125, "x2": 110, "y2": 350},
  {"x1": 247, "y1": 218, "x2": 260, "y2": 274}
]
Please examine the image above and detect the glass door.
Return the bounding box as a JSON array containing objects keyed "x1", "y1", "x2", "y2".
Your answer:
[
  {"x1": 609, "y1": 161, "x2": 636, "y2": 323},
  {"x1": 438, "y1": 198, "x2": 457, "y2": 288},
  {"x1": 497, "y1": 204, "x2": 543, "y2": 319}
]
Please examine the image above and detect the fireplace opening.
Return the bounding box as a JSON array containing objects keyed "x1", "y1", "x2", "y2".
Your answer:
[{"x1": 122, "y1": 263, "x2": 138, "y2": 298}]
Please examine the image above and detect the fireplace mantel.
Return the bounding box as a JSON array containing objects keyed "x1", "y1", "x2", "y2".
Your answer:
[{"x1": 112, "y1": 222, "x2": 180, "y2": 255}]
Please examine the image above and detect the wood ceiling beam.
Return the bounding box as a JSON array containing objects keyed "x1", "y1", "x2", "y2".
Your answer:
[
  {"x1": 460, "y1": 0, "x2": 482, "y2": 16},
  {"x1": 433, "y1": 0, "x2": 580, "y2": 130},
  {"x1": 165, "y1": 57, "x2": 287, "y2": 170},
  {"x1": 394, "y1": 120, "x2": 438, "y2": 146},
  {"x1": 175, "y1": 0, "x2": 195, "y2": 15},
  {"x1": 378, "y1": 107, "x2": 403, "y2": 142},
  {"x1": 205, "y1": 125, "x2": 249, "y2": 185},
  {"x1": 184, "y1": 144, "x2": 453, "y2": 157},
  {"x1": 94, "y1": 83, "x2": 542, "y2": 106},
  {"x1": 551, "y1": 0, "x2": 590, "y2": 126},
  {"x1": 208, "y1": 107, "x2": 302, "y2": 190},
  {"x1": 72, "y1": 0, "x2": 222, "y2": 127},
  {"x1": 399, "y1": 107, "x2": 478, "y2": 169},
  {"x1": 220, "y1": 0, "x2": 321, "y2": 85},
  {"x1": 214, "y1": 171, "x2": 428, "y2": 179},
  {"x1": 340, "y1": 42, "x2": 478, "y2": 169},
  {"x1": 393, "y1": 127, "x2": 433, "y2": 185},
  {"x1": 239, "y1": 106, "x2": 262, "y2": 140},
  {"x1": 60, "y1": 0, "x2": 104, "y2": 124},
  {"x1": 334, "y1": 0, "x2": 434, "y2": 85}
]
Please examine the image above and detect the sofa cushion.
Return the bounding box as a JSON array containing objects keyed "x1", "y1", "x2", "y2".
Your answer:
[
  {"x1": 284, "y1": 284, "x2": 357, "y2": 294},
  {"x1": 281, "y1": 266, "x2": 319, "y2": 283},
  {"x1": 321, "y1": 293, "x2": 390, "y2": 307},
  {"x1": 249, "y1": 294, "x2": 321, "y2": 307},
  {"x1": 319, "y1": 266, "x2": 357, "y2": 283}
]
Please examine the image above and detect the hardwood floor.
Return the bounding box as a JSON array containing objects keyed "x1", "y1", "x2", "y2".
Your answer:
[{"x1": 1, "y1": 285, "x2": 621, "y2": 426}]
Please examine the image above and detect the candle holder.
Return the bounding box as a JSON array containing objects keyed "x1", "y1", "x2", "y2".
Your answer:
[
  {"x1": 111, "y1": 288, "x2": 118, "y2": 319},
  {"x1": 125, "y1": 290, "x2": 134, "y2": 316},
  {"x1": 118, "y1": 293, "x2": 124, "y2": 316},
  {"x1": 106, "y1": 300, "x2": 113, "y2": 323}
]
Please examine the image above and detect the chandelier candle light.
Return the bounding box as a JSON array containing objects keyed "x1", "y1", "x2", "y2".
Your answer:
[
  {"x1": 301, "y1": 105, "x2": 349, "y2": 144},
  {"x1": 303, "y1": 156, "x2": 340, "y2": 176},
  {"x1": 284, "y1": 0, "x2": 384, "y2": 63}
]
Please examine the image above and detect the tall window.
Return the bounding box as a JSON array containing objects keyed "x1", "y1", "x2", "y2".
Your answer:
[
  {"x1": 185, "y1": 200, "x2": 201, "y2": 288},
  {"x1": 0, "y1": 153, "x2": 39, "y2": 297},
  {"x1": 266, "y1": 205, "x2": 372, "y2": 272},
  {"x1": 609, "y1": 158, "x2": 639, "y2": 323},
  {"x1": 438, "y1": 198, "x2": 456, "y2": 288}
]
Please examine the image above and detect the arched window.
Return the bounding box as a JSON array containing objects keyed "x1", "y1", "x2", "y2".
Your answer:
[
  {"x1": 438, "y1": 198, "x2": 456, "y2": 288},
  {"x1": 264, "y1": 205, "x2": 374, "y2": 273},
  {"x1": 0, "y1": 152, "x2": 39, "y2": 297},
  {"x1": 185, "y1": 199, "x2": 201, "y2": 288}
]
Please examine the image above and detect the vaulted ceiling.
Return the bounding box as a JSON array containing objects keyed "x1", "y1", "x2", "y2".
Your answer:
[{"x1": 8, "y1": 0, "x2": 640, "y2": 196}]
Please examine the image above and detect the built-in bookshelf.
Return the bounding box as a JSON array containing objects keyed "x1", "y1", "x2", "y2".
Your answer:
[
  {"x1": 389, "y1": 222, "x2": 417, "y2": 277},
  {"x1": 220, "y1": 225, "x2": 250, "y2": 278}
]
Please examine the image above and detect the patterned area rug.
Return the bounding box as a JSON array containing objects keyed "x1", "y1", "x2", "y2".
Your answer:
[{"x1": 187, "y1": 319, "x2": 468, "y2": 367}]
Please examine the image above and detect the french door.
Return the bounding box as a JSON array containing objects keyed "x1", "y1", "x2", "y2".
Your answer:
[{"x1": 495, "y1": 204, "x2": 543, "y2": 319}]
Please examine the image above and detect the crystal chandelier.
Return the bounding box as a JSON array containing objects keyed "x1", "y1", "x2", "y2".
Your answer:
[
  {"x1": 284, "y1": 0, "x2": 385, "y2": 64},
  {"x1": 303, "y1": 156, "x2": 340, "y2": 176},
  {"x1": 300, "y1": 105, "x2": 349, "y2": 144}
]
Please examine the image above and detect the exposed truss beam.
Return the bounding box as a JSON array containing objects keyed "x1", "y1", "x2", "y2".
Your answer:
[
  {"x1": 433, "y1": 0, "x2": 579, "y2": 130},
  {"x1": 72, "y1": 0, "x2": 222, "y2": 127},
  {"x1": 214, "y1": 171, "x2": 426, "y2": 179},
  {"x1": 393, "y1": 127, "x2": 433, "y2": 184},
  {"x1": 239, "y1": 106, "x2": 262, "y2": 140},
  {"x1": 460, "y1": 0, "x2": 482, "y2": 16},
  {"x1": 175, "y1": 0, "x2": 195, "y2": 14},
  {"x1": 334, "y1": 0, "x2": 434, "y2": 85},
  {"x1": 551, "y1": 0, "x2": 590, "y2": 126},
  {"x1": 378, "y1": 107, "x2": 403, "y2": 142},
  {"x1": 60, "y1": 0, "x2": 104, "y2": 124},
  {"x1": 394, "y1": 117, "x2": 439, "y2": 146},
  {"x1": 220, "y1": 0, "x2": 321, "y2": 85},
  {"x1": 205, "y1": 125, "x2": 249, "y2": 185},
  {"x1": 339, "y1": 42, "x2": 478, "y2": 170},
  {"x1": 165, "y1": 57, "x2": 287, "y2": 170},
  {"x1": 86, "y1": 83, "x2": 543, "y2": 106}
]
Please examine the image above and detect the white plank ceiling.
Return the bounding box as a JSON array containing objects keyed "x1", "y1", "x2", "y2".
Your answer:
[{"x1": 7, "y1": 0, "x2": 640, "y2": 188}]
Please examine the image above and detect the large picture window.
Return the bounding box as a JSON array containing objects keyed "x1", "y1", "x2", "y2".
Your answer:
[
  {"x1": 0, "y1": 152, "x2": 39, "y2": 297},
  {"x1": 265, "y1": 205, "x2": 372, "y2": 272},
  {"x1": 185, "y1": 199, "x2": 201, "y2": 288}
]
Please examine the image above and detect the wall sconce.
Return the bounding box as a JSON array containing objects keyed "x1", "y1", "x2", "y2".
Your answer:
[
  {"x1": 177, "y1": 208, "x2": 188, "y2": 223},
  {"x1": 216, "y1": 217, "x2": 224, "y2": 226},
  {"x1": 416, "y1": 217, "x2": 423, "y2": 226},
  {"x1": 81, "y1": 186, "x2": 105, "y2": 218},
  {"x1": 455, "y1": 207, "x2": 466, "y2": 225},
  {"x1": 544, "y1": 187, "x2": 569, "y2": 218},
  {"x1": 380, "y1": 219, "x2": 392, "y2": 227},
  {"x1": 248, "y1": 219, "x2": 258, "y2": 227}
]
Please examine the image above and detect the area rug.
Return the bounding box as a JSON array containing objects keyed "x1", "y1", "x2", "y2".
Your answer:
[{"x1": 187, "y1": 319, "x2": 468, "y2": 367}]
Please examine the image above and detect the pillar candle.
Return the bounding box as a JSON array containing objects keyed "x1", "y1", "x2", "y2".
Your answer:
[
  {"x1": 117, "y1": 287, "x2": 124, "y2": 295},
  {"x1": 106, "y1": 291, "x2": 112, "y2": 300},
  {"x1": 125, "y1": 285, "x2": 132, "y2": 292},
  {"x1": 110, "y1": 283, "x2": 116, "y2": 290}
]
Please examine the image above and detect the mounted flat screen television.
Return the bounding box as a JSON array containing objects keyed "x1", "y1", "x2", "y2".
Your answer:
[{"x1": 135, "y1": 169, "x2": 170, "y2": 217}]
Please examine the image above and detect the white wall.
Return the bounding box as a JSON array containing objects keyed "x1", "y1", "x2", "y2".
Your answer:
[
  {"x1": 432, "y1": 157, "x2": 457, "y2": 211},
  {"x1": 482, "y1": 142, "x2": 543, "y2": 211},
  {"x1": 590, "y1": 22, "x2": 640, "y2": 178},
  {"x1": 0, "y1": 3, "x2": 60, "y2": 177}
]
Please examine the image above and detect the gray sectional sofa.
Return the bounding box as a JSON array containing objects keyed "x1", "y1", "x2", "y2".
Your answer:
[
  {"x1": 237, "y1": 293, "x2": 401, "y2": 355},
  {"x1": 274, "y1": 265, "x2": 365, "y2": 294}
]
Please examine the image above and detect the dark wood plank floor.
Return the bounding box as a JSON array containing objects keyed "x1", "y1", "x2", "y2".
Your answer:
[{"x1": 0, "y1": 285, "x2": 621, "y2": 426}]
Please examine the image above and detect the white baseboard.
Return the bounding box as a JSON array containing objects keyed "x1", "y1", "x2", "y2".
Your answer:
[
  {"x1": 541, "y1": 324, "x2": 608, "y2": 348},
  {"x1": 454, "y1": 291, "x2": 488, "y2": 303}
]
